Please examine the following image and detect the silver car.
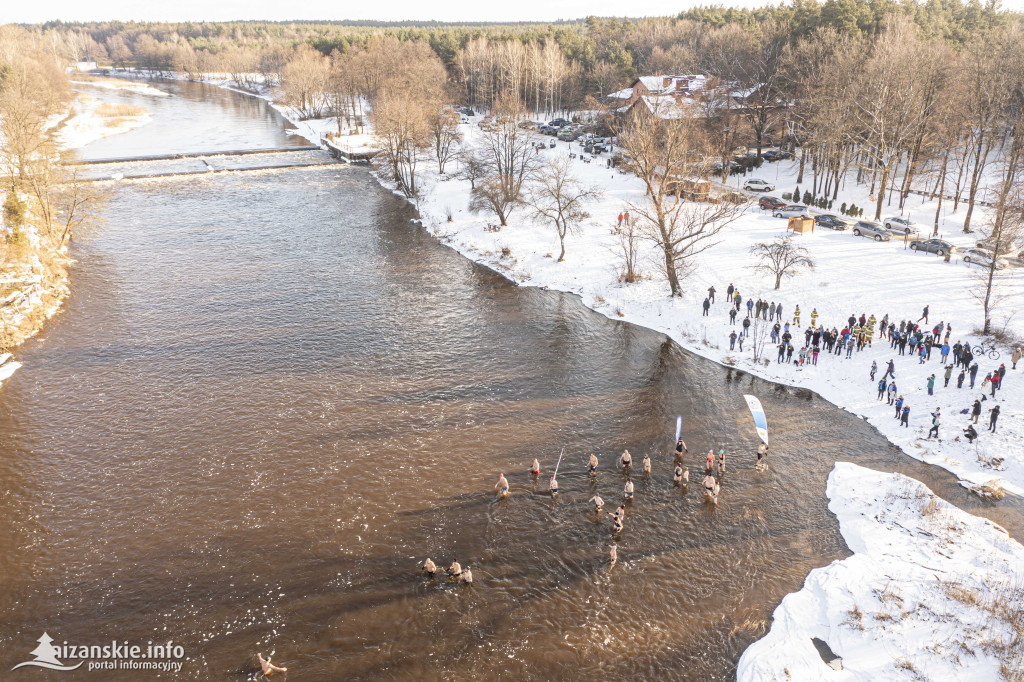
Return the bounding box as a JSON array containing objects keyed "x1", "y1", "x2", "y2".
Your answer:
[
  {"x1": 852, "y1": 221, "x2": 892, "y2": 241},
  {"x1": 743, "y1": 178, "x2": 775, "y2": 192},
  {"x1": 772, "y1": 205, "x2": 809, "y2": 219},
  {"x1": 884, "y1": 216, "x2": 919, "y2": 235},
  {"x1": 962, "y1": 247, "x2": 1009, "y2": 269}
]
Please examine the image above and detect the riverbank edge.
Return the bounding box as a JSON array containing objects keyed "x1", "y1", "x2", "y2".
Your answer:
[{"x1": 0, "y1": 221, "x2": 74, "y2": 387}]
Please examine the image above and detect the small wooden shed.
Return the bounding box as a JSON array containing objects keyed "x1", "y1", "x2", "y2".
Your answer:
[{"x1": 787, "y1": 216, "x2": 815, "y2": 235}]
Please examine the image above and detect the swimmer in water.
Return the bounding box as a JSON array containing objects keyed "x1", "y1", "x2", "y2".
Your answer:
[
  {"x1": 673, "y1": 463, "x2": 683, "y2": 484},
  {"x1": 609, "y1": 544, "x2": 618, "y2": 566},
  {"x1": 623, "y1": 478, "x2": 634, "y2": 500},
  {"x1": 612, "y1": 504, "x2": 625, "y2": 522},
  {"x1": 703, "y1": 473, "x2": 716, "y2": 497},
  {"x1": 683, "y1": 466, "x2": 689, "y2": 484},
  {"x1": 588, "y1": 453, "x2": 599, "y2": 474},
  {"x1": 589, "y1": 492, "x2": 604, "y2": 511},
  {"x1": 448, "y1": 560, "x2": 462, "y2": 578},
  {"x1": 756, "y1": 442, "x2": 768, "y2": 470},
  {"x1": 422, "y1": 557, "x2": 436, "y2": 577},
  {"x1": 674, "y1": 439, "x2": 687, "y2": 462},
  {"x1": 496, "y1": 473, "x2": 509, "y2": 497},
  {"x1": 618, "y1": 449, "x2": 632, "y2": 469},
  {"x1": 258, "y1": 653, "x2": 287, "y2": 676},
  {"x1": 531, "y1": 459, "x2": 541, "y2": 475},
  {"x1": 612, "y1": 515, "x2": 624, "y2": 533},
  {"x1": 642, "y1": 454, "x2": 652, "y2": 474},
  {"x1": 549, "y1": 475, "x2": 558, "y2": 494},
  {"x1": 706, "y1": 449, "x2": 714, "y2": 473},
  {"x1": 461, "y1": 566, "x2": 473, "y2": 584},
  {"x1": 717, "y1": 449, "x2": 725, "y2": 475}
]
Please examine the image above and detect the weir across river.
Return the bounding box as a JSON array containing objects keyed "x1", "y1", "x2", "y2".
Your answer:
[{"x1": 72, "y1": 148, "x2": 340, "y2": 181}]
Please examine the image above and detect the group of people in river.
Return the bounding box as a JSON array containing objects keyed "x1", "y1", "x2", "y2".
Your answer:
[{"x1": 420, "y1": 556, "x2": 474, "y2": 584}]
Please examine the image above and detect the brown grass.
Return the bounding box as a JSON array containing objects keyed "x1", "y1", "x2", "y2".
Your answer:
[{"x1": 96, "y1": 103, "x2": 147, "y2": 118}]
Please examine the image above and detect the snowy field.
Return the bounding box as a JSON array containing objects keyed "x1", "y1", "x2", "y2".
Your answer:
[{"x1": 738, "y1": 463, "x2": 1024, "y2": 681}]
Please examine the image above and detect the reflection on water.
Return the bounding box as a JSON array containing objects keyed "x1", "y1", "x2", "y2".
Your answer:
[
  {"x1": 0, "y1": 166, "x2": 1019, "y2": 680},
  {"x1": 71, "y1": 78, "x2": 311, "y2": 160}
]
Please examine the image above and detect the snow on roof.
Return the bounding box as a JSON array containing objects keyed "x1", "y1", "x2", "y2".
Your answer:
[
  {"x1": 608, "y1": 88, "x2": 633, "y2": 99},
  {"x1": 639, "y1": 96, "x2": 695, "y2": 120}
]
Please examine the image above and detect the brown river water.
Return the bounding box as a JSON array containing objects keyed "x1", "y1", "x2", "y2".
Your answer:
[{"x1": 0, "y1": 85, "x2": 1020, "y2": 681}]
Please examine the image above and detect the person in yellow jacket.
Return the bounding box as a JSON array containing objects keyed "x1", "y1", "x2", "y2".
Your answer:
[
  {"x1": 866, "y1": 315, "x2": 877, "y2": 346},
  {"x1": 793, "y1": 305, "x2": 801, "y2": 325},
  {"x1": 810, "y1": 308, "x2": 818, "y2": 328}
]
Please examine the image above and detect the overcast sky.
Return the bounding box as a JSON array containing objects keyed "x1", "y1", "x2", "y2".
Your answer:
[
  {"x1": 6, "y1": 0, "x2": 780, "y2": 25},
  {"x1": 5, "y1": 0, "x2": 1023, "y2": 25}
]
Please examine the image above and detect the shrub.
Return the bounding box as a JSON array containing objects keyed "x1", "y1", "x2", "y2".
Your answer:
[
  {"x1": 840, "y1": 202, "x2": 847, "y2": 215},
  {"x1": 4, "y1": 192, "x2": 27, "y2": 228},
  {"x1": 782, "y1": 192, "x2": 792, "y2": 200},
  {"x1": 794, "y1": 185, "x2": 800, "y2": 201},
  {"x1": 849, "y1": 203, "x2": 857, "y2": 217},
  {"x1": 828, "y1": 199, "x2": 833, "y2": 210},
  {"x1": 803, "y1": 190, "x2": 812, "y2": 205}
]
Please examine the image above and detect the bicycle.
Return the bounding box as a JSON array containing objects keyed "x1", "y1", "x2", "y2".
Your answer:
[{"x1": 973, "y1": 340, "x2": 1000, "y2": 360}]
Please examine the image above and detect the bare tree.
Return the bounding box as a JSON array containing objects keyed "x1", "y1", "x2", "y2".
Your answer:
[
  {"x1": 430, "y1": 106, "x2": 462, "y2": 174},
  {"x1": 470, "y1": 92, "x2": 538, "y2": 226},
  {"x1": 280, "y1": 45, "x2": 330, "y2": 119},
  {"x1": 615, "y1": 104, "x2": 747, "y2": 296},
  {"x1": 615, "y1": 217, "x2": 643, "y2": 283},
  {"x1": 456, "y1": 150, "x2": 487, "y2": 189},
  {"x1": 528, "y1": 156, "x2": 599, "y2": 261},
  {"x1": 749, "y1": 235, "x2": 816, "y2": 289}
]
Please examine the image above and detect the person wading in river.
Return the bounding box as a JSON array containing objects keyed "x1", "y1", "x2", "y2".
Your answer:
[
  {"x1": 589, "y1": 492, "x2": 604, "y2": 511},
  {"x1": 642, "y1": 454, "x2": 652, "y2": 475},
  {"x1": 549, "y1": 475, "x2": 558, "y2": 494},
  {"x1": 673, "y1": 463, "x2": 684, "y2": 484},
  {"x1": 618, "y1": 450, "x2": 632, "y2": 470},
  {"x1": 706, "y1": 449, "x2": 714, "y2": 473},
  {"x1": 756, "y1": 442, "x2": 768, "y2": 471},
  {"x1": 703, "y1": 473, "x2": 719, "y2": 504},
  {"x1": 447, "y1": 560, "x2": 462, "y2": 579},
  {"x1": 674, "y1": 438, "x2": 687, "y2": 462},
  {"x1": 495, "y1": 473, "x2": 509, "y2": 498},
  {"x1": 717, "y1": 449, "x2": 726, "y2": 474},
  {"x1": 461, "y1": 566, "x2": 473, "y2": 584},
  {"x1": 623, "y1": 478, "x2": 634, "y2": 500},
  {"x1": 588, "y1": 453, "x2": 599, "y2": 474},
  {"x1": 531, "y1": 459, "x2": 540, "y2": 476},
  {"x1": 422, "y1": 558, "x2": 437, "y2": 578},
  {"x1": 257, "y1": 653, "x2": 287, "y2": 676},
  {"x1": 609, "y1": 544, "x2": 618, "y2": 567}
]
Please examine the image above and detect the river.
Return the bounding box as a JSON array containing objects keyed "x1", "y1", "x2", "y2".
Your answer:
[{"x1": 0, "y1": 81, "x2": 1019, "y2": 680}]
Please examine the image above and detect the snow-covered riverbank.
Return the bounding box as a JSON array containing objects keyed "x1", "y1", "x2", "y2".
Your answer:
[{"x1": 738, "y1": 462, "x2": 1024, "y2": 681}]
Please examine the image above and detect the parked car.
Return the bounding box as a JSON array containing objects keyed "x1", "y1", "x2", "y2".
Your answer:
[
  {"x1": 852, "y1": 221, "x2": 892, "y2": 241},
  {"x1": 538, "y1": 124, "x2": 556, "y2": 135},
  {"x1": 548, "y1": 118, "x2": 569, "y2": 127},
  {"x1": 909, "y1": 237, "x2": 957, "y2": 256},
  {"x1": 814, "y1": 214, "x2": 852, "y2": 231},
  {"x1": 759, "y1": 196, "x2": 787, "y2": 211},
  {"x1": 762, "y1": 149, "x2": 793, "y2": 161},
  {"x1": 743, "y1": 178, "x2": 775, "y2": 192},
  {"x1": 884, "y1": 216, "x2": 919, "y2": 235},
  {"x1": 557, "y1": 128, "x2": 579, "y2": 141},
  {"x1": 961, "y1": 247, "x2": 1009, "y2": 269},
  {"x1": 584, "y1": 137, "x2": 609, "y2": 153},
  {"x1": 975, "y1": 238, "x2": 1022, "y2": 257},
  {"x1": 772, "y1": 205, "x2": 809, "y2": 219}
]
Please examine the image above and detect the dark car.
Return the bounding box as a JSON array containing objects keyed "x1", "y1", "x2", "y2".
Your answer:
[
  {"x1": 910, "y1": 238, "x2": 957, "y2": 256},
  {"x1": 759, "y1": 196, "x2": 786, "y2": 211},
  {"x1": 814, "y1": 214, "x2": 852, "y2": 231},
  {"x1": 548, "y1": 118, "x2": 569, "y2": 128},
  {"x1": 762, "y1": 150, "x2": 793, "y2": 161}
]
